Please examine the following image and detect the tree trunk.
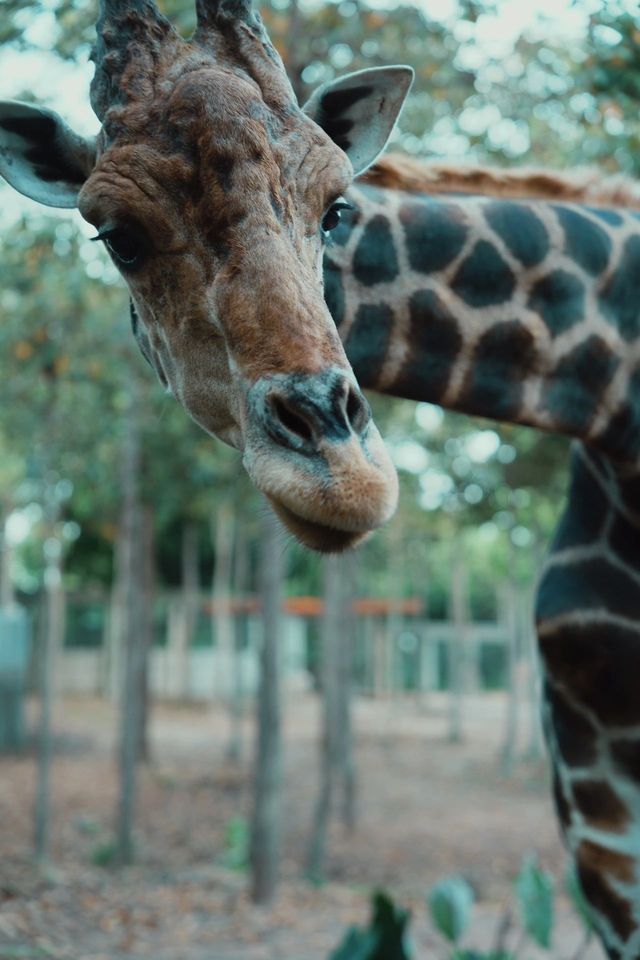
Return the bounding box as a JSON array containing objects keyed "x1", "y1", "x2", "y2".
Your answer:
[
  {"x1": 0, "y1": 503, "x2": 15, "y2": 608},
  {"x1": 115, "y1": 403, "x2": 146, "y2": 866},
  {"x1": 104, "y1": 563, "x2": 123, "y2": 699},
  {"x1": 372, "y1": 621, "x2": 389, "y2": 697},
  {"x1": 447, "y1": 538, "x2": 468, "y2": 744},
  {"x1": 336, "y1": 552, "x2": 357, "y2": 832},
  {"x1": 135, "y1": 502, "x2": 155, "y2": 763},
  {"x1": 227, "y1": 516, "x2": 249, "y2": 763},
  {"x1": 386, "y1": 520, "x2": 406, "y2": 700},
  {"x1": 34, "y1": 537, "x2": 64, "y2": 862},
  {"x1": 523, "y1": 582, "x2": 545, "y2": 761},
  {"x1": 307, "y1": 554, "x2": 341, "y2": 882},
  {"x1": 212, "y1": 500, "x2": 234, "y2": 699},
  {"x1": 500, "y1": 579, "x2": 520, "y2": 776},
  {"x1": 306, "y1": 551, "x2": 357, "y2": 879},
  {"x1": 178, "y1": 522, "x2": 200, "y2": 699},
  {"x1": 525, "y1": 536, "x2": 547, "y2": 762},
  {"x1": 250, "y1": 508, "x2": 284, "y2": 905}
]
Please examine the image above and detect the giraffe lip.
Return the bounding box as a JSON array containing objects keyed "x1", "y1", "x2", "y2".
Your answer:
[{"x1": 267, "y1": 497, "x2": 368, "y2": 553}]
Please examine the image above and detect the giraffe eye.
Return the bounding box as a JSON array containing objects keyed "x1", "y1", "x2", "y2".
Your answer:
[
  {"x1": 92, "y1": 225, "x2": 147, "y2": 271},
  {"x1": 321, "y1": 198, "x2": 353, "y2": 235}
]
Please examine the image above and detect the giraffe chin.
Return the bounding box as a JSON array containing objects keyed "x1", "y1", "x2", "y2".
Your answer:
[
  {"x1": 243, "y1": 415, "x2": 399, "y2": 552},
  {"x1": 267, "y1": 496, "x2": 371, "y2": 553}
]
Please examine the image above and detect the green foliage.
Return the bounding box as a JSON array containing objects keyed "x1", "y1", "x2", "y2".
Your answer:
[
  {"x1": 453, "y1": 952, "x2": 514, "y2": 960},
  {"x1": 329, "y1": 891, "x2": 413, "y2": 960},
  {"x1": 222, "y1": 815, "x2": 250, "y2": 871},
  {"x1": 90, "y1": 839, "x2": 118, "y2": 868},
  {"x1": 514, "y1": 855, "x2": 555, "y2": 950},
  {"x1": 330, "y1": 928, "x2": 379, "y2": 960},
  {"x1": 330, "y1": 854, "x2": 587, "y2": 960},
  {"x1": 427, "y1": 875, "x2": 474, "y2": 944}
]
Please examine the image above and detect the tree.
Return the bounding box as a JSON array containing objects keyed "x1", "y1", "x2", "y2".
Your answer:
[
  {"x1": 114, "y1": 387, "x2": 146, "y2": 866},
  {"x1": 307, "y1": 551, "x2": 358, "y2": 882},
  {"x1": 249, "y1": 509, "x2": 285, "y2": 904}
]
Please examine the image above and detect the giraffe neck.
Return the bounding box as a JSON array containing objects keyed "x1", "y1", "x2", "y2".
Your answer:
[
  {"x1": 537, "y1": 443, "x2": 640, "y2": 957},
  {"x1": 328, "y1": 183, "x2": 640, "y2": 465},
  {"x1": 326, "y1": 175, "x2": 640, "y2": 958}
]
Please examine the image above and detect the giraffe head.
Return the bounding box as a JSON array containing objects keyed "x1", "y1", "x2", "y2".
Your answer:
[{"x1": 0, "y1": 0, "x2": 413, "y2": 552}]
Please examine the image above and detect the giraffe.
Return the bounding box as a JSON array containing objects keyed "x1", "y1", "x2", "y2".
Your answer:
[
  {"x1": 324, "y1": 165, "x2": 640, "y2": 959},
  {"x1": 0, "y1": 0, "x2": 415, "y2": 553},
  {"x1": 1, "y1": 1, "x2": 639, "y2": 955}
]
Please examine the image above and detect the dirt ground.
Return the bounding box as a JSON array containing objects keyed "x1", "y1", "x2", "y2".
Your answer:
[{"x1": 0, "y1": 691, "x2": 603, "y2": 960}]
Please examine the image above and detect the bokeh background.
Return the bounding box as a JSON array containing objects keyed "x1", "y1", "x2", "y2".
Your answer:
[{"x1": 0, "y1": 1, "x2": 638, "y2": 957}]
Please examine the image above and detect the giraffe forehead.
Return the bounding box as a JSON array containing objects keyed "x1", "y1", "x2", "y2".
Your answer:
[
  {"x1": 91, "y1": 68, "x2": 347, "y2": 221},
  {"x1": 168, "y1": 67, "x2": 283, "y2": 131},
  {"x1": 166, "y1": 71, "x2": 350, "y2": 198}
]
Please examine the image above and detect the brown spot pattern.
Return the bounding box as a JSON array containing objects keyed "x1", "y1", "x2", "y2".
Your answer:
[
  {"x1": 572, "y1": 780, "x2": 629, "y2": 831},
  {"x1": 578, "y1": 840, "x2": 634, "y2": 884},
  {"x1": 546, "y1": 682, "x2": 598, "y2": 767},
  {"x1": 540, "y1": 622, "x2": 640, "y2": 727},
  {"x1": 611, "y1": 740, "x2": 640, "y2": 783},
  {"x1": 577, "y1": 842, "x2": 635, "y2": 941}
]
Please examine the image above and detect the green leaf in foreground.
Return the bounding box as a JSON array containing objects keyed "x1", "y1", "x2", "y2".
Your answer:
[
  {"x1": 514, "y1": 854, "x2": 555, "y2": 949},
  {"x1": 453, "y1": 952, "x2": 515, "y2": 960},
  {"x1": 329, "y1": 891, "x2": 413, "y2": 960},
  {"x1": 428, "y1": 875, "x2": 475, "y2": 944},
  {"x1": 329, "y1": 926, "x2": 379, "y2": 960}
]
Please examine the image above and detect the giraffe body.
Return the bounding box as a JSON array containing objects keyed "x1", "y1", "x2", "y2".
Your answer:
[
  {"x1": 326, "y1": 175, "x2": 640, "y2": 958},
  {"x1": 538, "y1": 446, "x2": 640, "y2": 958}
]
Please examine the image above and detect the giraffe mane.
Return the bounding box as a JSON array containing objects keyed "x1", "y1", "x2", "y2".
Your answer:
[{"x1": 362, "y1": 153, "x2": 640, "y2": 211}]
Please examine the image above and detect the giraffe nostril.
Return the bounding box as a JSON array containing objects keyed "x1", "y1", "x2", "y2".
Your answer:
[
  {"x1": 345, "y1": 384, "x2": 370, "y2": 433},
  {"x1": 271, "y1": 396, "x2": 314, "y2": 445},
  {"x1": 256, "y1": 373, "x2": 372, "y2": 454}
]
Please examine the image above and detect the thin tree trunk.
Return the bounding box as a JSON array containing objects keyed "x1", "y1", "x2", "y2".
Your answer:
[
  {"x1": 212, "y1": 500, "x2": 234, "y2": 699},
  {"x1": 115, "y1": 402, "x2": 146, "y2": 866},
  {"x1": 227, "y1": 516, "x2": 249, "y2": 763},
  {"x1": 525, "y1": 536, "x2": 547, "y2": 761},
  {"x1": 307, "y1": 554, "x2": 341, "y2": 882},
  {"x1": 500, "y1": 579, "x2": 520, "y2": 776},
  {"x1": 387, "y1": 520, "x2": 406, "y2": 701},
  {"x1": 179, "y1": 522, "x2": 200, "y2": 699},
  {"x1": 448, "y1": 537, "x2": 468, "y2": 744},
  {"x1": 0, "y1": 503, "x2": 15, "y2": 608},
  {"x1": 336, "y1": 552, "x2": 357, "y2": 832},
  {"x1": 34, "y1": 536, "x2": 64, "y2": 862},
  {"x1": 372, "y1": 621, "x2": 388, "y2": 697},
  {"x1": 135, "y1": 503, "x2": 155, "y2": 763},
  {"x1": 105, "y1": 564, "x2": 123, "y2": 699},
  {"x1": 32, "y1": 360, "x2": 64, "y2": 863},
  {"x1": 523, "y1": 582, "x2": 545, "y2": 761},
  {"x1": 250, "y1": 509, "x2": 284, "y2": 904}
]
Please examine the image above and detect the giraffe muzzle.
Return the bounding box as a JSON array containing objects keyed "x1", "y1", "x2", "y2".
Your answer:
[{"x1": 243, "y1": 369, "x2": 398, "y2": 552}]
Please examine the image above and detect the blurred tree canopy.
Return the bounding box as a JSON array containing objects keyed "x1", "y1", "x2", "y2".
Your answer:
[{"x1": 1, "y1": 0, "x2": 638, "y2": 601}]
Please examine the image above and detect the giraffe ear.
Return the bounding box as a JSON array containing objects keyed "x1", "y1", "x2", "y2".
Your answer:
[
  {"x1": 0, "y1": 101, "x2": 96, "y2": 209},
  {"x1": 303, "y1": 66, "x2": 413, "y2": 176}
]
